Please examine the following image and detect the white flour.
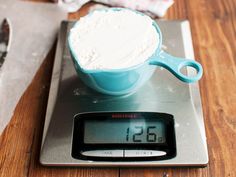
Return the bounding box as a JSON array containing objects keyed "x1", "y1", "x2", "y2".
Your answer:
[{"x1": 69, "y1": 9, "x2": 159, "y2": 70}]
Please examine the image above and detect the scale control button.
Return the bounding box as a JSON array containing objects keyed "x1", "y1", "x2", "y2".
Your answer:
[
  {"x1": 82, "y1": 150, "x2": 123, "y2": 157},
  {"x1": 124, "y1": 150, "x2": 166, "y2": 157}
]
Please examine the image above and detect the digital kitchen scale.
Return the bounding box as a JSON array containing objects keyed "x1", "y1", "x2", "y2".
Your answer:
[{"x1": 40, "y1": 20, "x2": 208, "y2": 167}]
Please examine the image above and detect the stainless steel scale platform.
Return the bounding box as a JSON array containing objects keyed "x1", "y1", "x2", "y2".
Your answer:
[{"x1": 40, "y1": 20, "x2": 208, "y2": 167}]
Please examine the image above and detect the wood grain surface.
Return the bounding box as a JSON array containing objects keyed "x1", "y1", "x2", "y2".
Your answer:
[{"x1": 0, "y1": 0, "x2": 236, "y2": 177}]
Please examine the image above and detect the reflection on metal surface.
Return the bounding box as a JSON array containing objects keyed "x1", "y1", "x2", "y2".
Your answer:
[{"x1": 0, "y1": 18, "x2": 11, "y2": 68}]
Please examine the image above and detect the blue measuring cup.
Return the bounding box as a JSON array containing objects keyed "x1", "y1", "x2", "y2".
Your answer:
[{"x1": 68, "y1": 8, "x2": 203, "y2": 95}]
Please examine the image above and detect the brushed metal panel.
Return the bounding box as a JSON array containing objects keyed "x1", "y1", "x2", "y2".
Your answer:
[{"x1": 40, "y1": 20, "x2": 208, "y2": 167}]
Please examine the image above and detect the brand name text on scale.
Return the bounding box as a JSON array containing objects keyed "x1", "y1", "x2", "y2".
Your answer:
[{"x1": 112, "y1": 114, "x2": 138, "y2": 118}]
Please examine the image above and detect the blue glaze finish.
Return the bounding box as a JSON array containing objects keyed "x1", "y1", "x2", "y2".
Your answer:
[{"x1": 68, "y1": 8, "x2": 203, "y2": 95}]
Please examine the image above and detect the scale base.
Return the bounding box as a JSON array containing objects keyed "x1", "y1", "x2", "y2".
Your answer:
[{"x1": 40, "y1": 20, "x2": 208, "y2": 167}]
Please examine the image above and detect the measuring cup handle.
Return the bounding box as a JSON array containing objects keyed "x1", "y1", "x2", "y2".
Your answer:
[{"x1": 149, "y1": 51, "x2": 203, "y2": 83}]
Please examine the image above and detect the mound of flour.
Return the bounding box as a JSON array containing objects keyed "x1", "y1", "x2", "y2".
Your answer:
[{"x1": 69, "y1": 9, "x2": 159, "y2": 70}]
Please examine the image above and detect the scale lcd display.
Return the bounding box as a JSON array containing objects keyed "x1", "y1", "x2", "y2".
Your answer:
[{"x1": 84, "y1": 119, "x2": 166, "y2": 144}]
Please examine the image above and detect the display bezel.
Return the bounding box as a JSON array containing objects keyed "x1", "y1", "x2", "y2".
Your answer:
[{"x1": 72, "y1": 112, "x2": 176, "y2": 161}]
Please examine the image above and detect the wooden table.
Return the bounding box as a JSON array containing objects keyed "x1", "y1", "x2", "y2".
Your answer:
[{"x1": 0, "y1": 0, "x2": 236, "y2": 176}]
